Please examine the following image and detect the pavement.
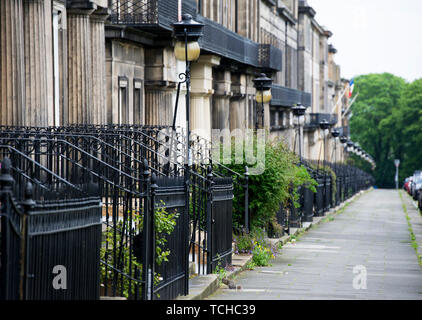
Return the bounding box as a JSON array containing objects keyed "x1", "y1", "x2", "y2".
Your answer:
[{"x1": 205, "y1": 189, "x2": 422, "y2": 300}]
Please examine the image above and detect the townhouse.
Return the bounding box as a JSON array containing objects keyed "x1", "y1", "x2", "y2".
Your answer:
[{"x1": 0, "y1": 0, "x2": 352, "y2": 163}]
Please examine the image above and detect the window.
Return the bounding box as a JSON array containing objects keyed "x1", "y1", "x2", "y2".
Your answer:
[
  {"x1": 133, "y1": 79, "x2": 143, "y2": 124},
  {"x1": 270, "y1": 109, "x2": 277, "y2": 128},
  {"x1": 118, "y1": 76, "x2": 129, "y2": 124},
  {"x1": 279, "y1": 110, "x2": 285, "y2": 128}
]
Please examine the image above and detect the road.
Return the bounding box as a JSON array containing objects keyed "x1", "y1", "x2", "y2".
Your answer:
[{"x1": 208, "y1": 189, "x2": 422, "y2": 300}]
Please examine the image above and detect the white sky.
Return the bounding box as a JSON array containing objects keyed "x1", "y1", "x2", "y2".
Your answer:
[{"x1": 308, "y1": 0, "x2": 422, "y2": 82}]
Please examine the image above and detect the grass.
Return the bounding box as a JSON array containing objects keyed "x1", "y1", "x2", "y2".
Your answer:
[{"x1": 399, "y1": 190, "x2": 422, "y2": 266}]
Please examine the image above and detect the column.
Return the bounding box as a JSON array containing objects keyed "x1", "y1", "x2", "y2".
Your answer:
[
  {"x1": 67, "y1": 8, "x2": 94, "y2": 124},
  {"x1": 229, "y1": 73, "x2": 247, "y2": 131},
  {"x1": 0, "y1": 0, "x2": 26, "y2": 126},
  {"x1": 190, "y1": 55, "x2": 220, "y2": 142},
  {"x1": 23, "y1": 0, "x2": 48, "y2": 127},
  {"x1": 212, "y1": 70, "x2": 231, "y2": 131},
  {"x1": 90, "y1": 9, "x2": 108, "y2": 125}
]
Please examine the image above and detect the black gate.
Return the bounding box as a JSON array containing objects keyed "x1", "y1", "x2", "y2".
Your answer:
[
  {"x1": 302, "y1": 186, "x2": 314, "y2": 222},
  {"x1": 289, "y1": 186, "x2": 302, "y2": 228},
  {"x1": 153, "y1": 176, "x2": 188, "y2": 300},
  {"x1": 314, "y1": 176, "x2": 325, "y2": 216},
  {"x1": 323, "y1": 175, "x2": 331, "y2": 213},
  {"x1": 209, "y1": 177, "x2": 233, "y2": 272}
]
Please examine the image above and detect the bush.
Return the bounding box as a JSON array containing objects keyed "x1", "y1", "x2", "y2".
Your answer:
[
  {"x1": 100, "y1": 202, "x2": 179, "y2": 298},
  {"x1": 252, "y1": 243, "x2": 275, "y2": 267},
  {"x1": 217, "y1": 134, "x2": 317, "y2": 232}
]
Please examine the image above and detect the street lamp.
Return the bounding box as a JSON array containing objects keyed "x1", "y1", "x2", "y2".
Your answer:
[
  {"x1": 253, "y1": 73, "x2": 273, "y2": 130},
  {"x1": 331, "y1": 128, "x2": 340, "y2": 165},
  {"x1": 347, "y1": 141, "x2": 354, "y2": 153},
  {"x1": 172, "y1": 13, "x2": 204, "y2": 166},
  {"x1": 173, "y1": 14, "x2": 204, "y2": 62},
  {"x1": 172, "y1": 13, "x2": 204, "y2": 296},
  {"x1": 340, "y1": 136, "x2": 348, "y2": 144},
  {"x1": 320, "y1": 119, "x2": 330, "y2": 167},
  {"x1": 394, "y1": 159, "x2": 400, "y2": 189},
  {"x1": 292, "y1": 103, "x2": 307, "y2": 163},
  {"x1": 340, "y1": 136, "x2": 348, "y2": 164}
]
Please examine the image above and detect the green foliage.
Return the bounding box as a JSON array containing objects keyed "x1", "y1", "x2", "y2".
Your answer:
[
  {"x1": 100, "y1": 203, "x2": 179, "y2": 298},
  {"x1": 218, "y1": 134, "x2": 317, "y2": 231},
  {"x1": 350, "y1": 73, "x2": 412, "y2": 187},
  {"x1": 233, "y1": 228, "x2": 267, "y2": 254},
  {"x1": 395, "y1": 78, "x2": 422, "y2": 179},
  {"x1": 251, "y1": 242, "x2": 274, "y2": 267},
  {"x1": 213, "y1": 257, "x2": 229, "y2": 285}
]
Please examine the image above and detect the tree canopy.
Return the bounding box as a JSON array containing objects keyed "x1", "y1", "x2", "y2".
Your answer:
[{"x1": 349, "y1": 73, "x2": 422, "y2": 188}]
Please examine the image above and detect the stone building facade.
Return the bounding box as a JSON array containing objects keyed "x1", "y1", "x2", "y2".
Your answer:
[{"x1": 0, "y1": 0, "x2": 352, "y2": 163}]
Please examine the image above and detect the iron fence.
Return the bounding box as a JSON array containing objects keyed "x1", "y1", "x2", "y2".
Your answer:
[
  {"x1": 0, "y1": 125, "x2": 235, "y2": 299},
  {"x1": 0, "y1": 157, "x2": 102, "y2": 300},
  {"x1": 304, "y1": 113, "x2": 338, "y2": 130}
]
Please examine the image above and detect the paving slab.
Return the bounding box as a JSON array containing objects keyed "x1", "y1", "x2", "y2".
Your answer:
[{"x1": 207, "y1": 189, "x2": 422, "y2": 300}]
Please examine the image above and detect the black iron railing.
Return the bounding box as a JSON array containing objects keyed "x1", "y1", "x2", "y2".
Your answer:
[
  {"x1": 273, "y1": 159, "x2": 374, "y2": 234},
  {"x1": 0, "y1": 124, "x2": 236, "y2": 299},
  {"x1": 109, "y1": 0, "x2": 197, "y2": 30},
  {"x1": 0, "y1": 157, "x2": 102, "y2": 300},
  {"x1": 304, "y1": 113, "x2": 338, "y2": 129},
  {"x1": 108, "y1": 1, "x2": 282, "y2": 71},
  {"x1": 271, "y1": 85, "x2": 312, "y2": 108}
]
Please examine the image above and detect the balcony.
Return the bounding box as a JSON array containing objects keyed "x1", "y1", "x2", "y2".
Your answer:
[
  {"x1": 259, "y1": 44, "x2": 282, "y2": 71},
  {"x1": 109, "y1": 0, "x2": 197, "y2": 30},
  {"x1": 270, "y1": 85, "x2": 312, "y2": 108},
  {"x1": 304, "y1": 113, "x2": 338, "y2": 130},
  {"x1": 108, "y1": 0, "x2": 283, "y2": 71},
  {"x1": 197, "y1": 16, "x2": 282, "y2": 71}
]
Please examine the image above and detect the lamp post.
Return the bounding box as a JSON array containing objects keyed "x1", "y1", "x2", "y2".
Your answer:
[
  {"x1": 172, "y1": 13, "x2": 204, "y2": 166},
  {"x1": 331, "y1": 129, "x2": 340, "y2": 206},
  {"x1": 331, "y1": 129, "x2": 340, "y2": 164},
  {"x1": 172, "y1": 13, "x2": 203, "y2": 297},
  {"x1": 253, "y1": 73, "x2": 273, "y2": 130},
  {"x1": 394, "y1": 159, "x2": 400, "y2": 189},
  {"x1": 319, "y1": 119, "x2": 330, "y2": 168},
  {"x1": 292, "y1": 103, "x2": 307, "y2": 163},
  {"x1": 340, "y1": 135, "x2": 348, "y2": 163}
]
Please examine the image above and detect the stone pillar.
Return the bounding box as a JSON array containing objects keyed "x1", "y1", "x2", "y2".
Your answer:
[
  {"x1": 229, "y1": 73, "x2": 245, "y2": 131},
  {"x1": 23, "y1": 0, "x2": 48, "y2": 127},
  {"x1": 0, "y1": 0, "x2": 26, "y2": 125},
  {"x1": 90, "y1": 9, "x2": 108, "y2": 125},
  {"x1": 67, "y1": 8, "x2": 94, "y2": 124},
  {"x1": 212, "y1": 70, "x2": 231, "y2": 131},
  {"x1": 190, "y1": 55, "x2": 220, "y2": 141}
]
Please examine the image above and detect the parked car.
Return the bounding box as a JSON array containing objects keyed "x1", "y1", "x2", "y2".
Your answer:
[
  {"x1": 418, "y1": 189, "x2": 422, "y2": 211},
  {"x1": 411, "y1": 176, "x2": 422, "y2": 200},
  {"x1": 407, "y1": 176, "x2": 414, "y2": 195},
  {"x1": 404, "y1": 177, "x2": 411, "y2": 192}
]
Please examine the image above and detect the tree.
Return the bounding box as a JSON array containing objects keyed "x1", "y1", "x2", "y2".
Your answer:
[
  {"x1": 349, "y1": 73, "x2": 406, "y2": 188},
  {"x1": 396, "y1": 78, "x2": 422, "y2": 179}
]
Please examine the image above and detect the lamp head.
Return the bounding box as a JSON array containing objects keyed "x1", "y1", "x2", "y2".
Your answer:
[
  {"x1": 319, "y1": 119, "x2": 330, "y2": 130},
  {"x1": 172, "y1": 14, "x2": 204, "y2": 61},
  {"x1": 292, "y1": 103, "x2": 307, "y2": 117},
  {"x1": 253, "y1": 73, "x2": 273, "y2": 103}
]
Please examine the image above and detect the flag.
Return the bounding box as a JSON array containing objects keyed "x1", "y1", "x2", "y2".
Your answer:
[{"x1": 348, "y1": 79, "x2": 355, "y2": 98}]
